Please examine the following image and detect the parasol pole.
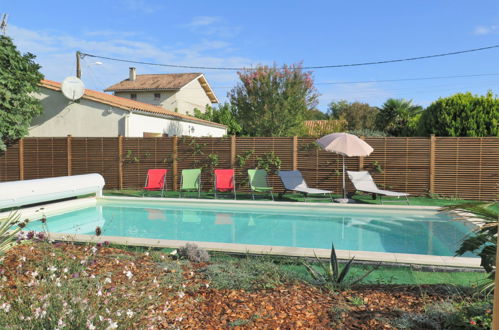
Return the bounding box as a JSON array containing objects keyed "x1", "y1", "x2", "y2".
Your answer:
[{"x1": 342, "y1": 155, "x2": 346, "y2": 199}]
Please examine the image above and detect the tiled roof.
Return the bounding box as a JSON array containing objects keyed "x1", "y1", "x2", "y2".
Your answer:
[
  {"x1": 303, "y1": 120, "x2": 347, "y2": 136},
  {"x1": 39, "y1": 80, "x2": 226, "y2": 129},
  {"x1": 104, "y1": 73, "x2": 218, "y2": 103},
  {"x1": 104, "y1": 73, "x2": 202, "y2": 91}
]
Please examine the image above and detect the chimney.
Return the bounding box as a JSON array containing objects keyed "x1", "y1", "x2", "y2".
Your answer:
[{"x1": 129, "y1": 67, "x2": 136, "y2": 81}]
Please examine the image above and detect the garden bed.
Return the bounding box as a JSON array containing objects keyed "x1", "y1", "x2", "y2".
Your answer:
[{"x1": 0, "y1": 241, "x2": 491, "y2": 329}]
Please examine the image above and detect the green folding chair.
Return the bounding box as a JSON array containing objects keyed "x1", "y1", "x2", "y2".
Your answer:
[
  {"x1": 247, "y1": 169, "x2": 274, "y2": 201},
  {"x1": 179, "y1": 168, "x2": 201, "y2": 198}
]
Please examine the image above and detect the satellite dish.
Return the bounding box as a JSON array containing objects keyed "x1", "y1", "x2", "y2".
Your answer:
[{"x1": 61, "y1": 76, "x2": 85, "y2": 101}]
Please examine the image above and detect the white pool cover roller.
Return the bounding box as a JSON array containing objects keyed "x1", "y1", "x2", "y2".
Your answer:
[{"x1": 0, "y1": 174, "x2": 105, "y2": 209}]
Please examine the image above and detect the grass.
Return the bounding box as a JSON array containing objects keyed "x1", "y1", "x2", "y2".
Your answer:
[
  {"x1": 105, "y1": 189, "x2": 474, "y2": 207},
  {"x1": 208, "y1": 254, "x2": 486, "y2": 288}
]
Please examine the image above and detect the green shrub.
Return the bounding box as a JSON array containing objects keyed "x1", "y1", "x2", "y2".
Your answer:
[{"x1": 419, "y1": 91, "x2": 498, "y2": 137}]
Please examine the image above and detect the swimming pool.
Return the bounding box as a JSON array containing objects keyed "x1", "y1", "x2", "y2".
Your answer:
[{"x1": 24, "y1": 197, "x2": 475, "y2": 262}]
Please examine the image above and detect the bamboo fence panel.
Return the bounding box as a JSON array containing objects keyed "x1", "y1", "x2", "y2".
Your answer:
[
  {"x1": 0, "y1": 136, "x2": 497, "y2": 200},
  {"x1": 0, "y1": 142, "x2": 20, "y2": 182}
]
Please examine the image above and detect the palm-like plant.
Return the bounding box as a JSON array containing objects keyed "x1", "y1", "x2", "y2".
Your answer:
[
  {"x1": 375, "y1": 98, "x2": 423, "y2": 136},
  {"x1": 303, "y1": 242, "x2": 380, "y2": 288},
  {"x1": 0, "y1": 212, "x2": 23, "y2": 255},
  {"x1": 443, "y1": 202, "x2": 498, "y2": 292}
]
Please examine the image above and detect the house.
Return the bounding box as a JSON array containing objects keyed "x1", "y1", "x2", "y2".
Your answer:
[
  {"x1": 104, "y1": 68, "x2": 218, "y2": 115},
  {"x1": 29, "y1": 79, "x2": 227, "y2": 138}
]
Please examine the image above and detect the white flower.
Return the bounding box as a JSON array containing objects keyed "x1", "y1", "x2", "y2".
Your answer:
[
  {"x1": 31, "y1": 271, "x2": 39, "y2": 278},
  {"x1": 47, "y1": 265, "x2": 57, "y2": 272},
  {"x1": 63, "y1": 268, "x2": 69, "y2": 273},
  {"x1": 97, "y1": 289, "x2": 102, "y2": 296},
  {"x1": 91, "y1": 246, "x2": 97, "y2": 254},
  {"x1": 19, "y1": 256, "x2": 26, "y2": 262},
  {"x1": 90, "y1": 274, "x2": 96, "y2": 279},
  {"x1": 87, "y1": 321, "x2": 96, "y2": 330},
  {"x1": 126, "y1": 309, "x2": 134, "y2": 318},
  {"x1": 58, "y1": 318, "x2": 66, "y2": 327},
  {"x1": 177, "y1": 291, "x2": 185, "y2": 298},
  {"x1": 144, "y1": 252, "x2": 149, "y2": 256},
  {"x1": 55, "y1": 279, "x2": 62, "y2": 287},
  {"x1": 0, "y1": 303, "x2": 11, "y2": 312},
  {"x1": 104, "y1": 277, "x2": 112, "y2": 284},
  {"x1": 116, "y1": 310, "x2": 122, "y2": 317},
  {"x1": 205, "y1": 283, "x2": 210, "y2": 288},
  {"x1": 106, "y1": 320, "x2": 118, "y2": 329},
  {"x1": 124, "y1": 271, "x2": 133, "y2": 279}
]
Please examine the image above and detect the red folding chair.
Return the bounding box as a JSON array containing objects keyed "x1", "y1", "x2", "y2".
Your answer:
[
  {"x1": 143, "y1": 169, "x2": 168, "y2": 197},
  {"x1": 214, "y1": 169, "x2": 236, "y2": 199}
]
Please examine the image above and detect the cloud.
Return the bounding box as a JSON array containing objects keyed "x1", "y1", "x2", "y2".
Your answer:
[
  {"x1": 183, "y1": 16, "x2": 241, "y2": 38},
  {"x1": 6, "y1": 24, "x2": 254, "y2": 101},
  {"x1": 318, "y1": 83, "x2": 393, "y2": 109},
  {"x1": 473, "y1": 25, "x2": 499, "y2": 35}
]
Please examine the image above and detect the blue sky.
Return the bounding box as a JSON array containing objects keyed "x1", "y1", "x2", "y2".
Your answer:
[{"x1": 3, "y1": 0, "x2": 499, "y2": 111}]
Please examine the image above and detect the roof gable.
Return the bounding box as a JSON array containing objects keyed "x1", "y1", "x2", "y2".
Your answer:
[
  {"x1": 39, "y1": 79, "x2": 226, "y2": 129},
  {"x1": 104, "y1": 73, "x2": 218, "y2": 103}
]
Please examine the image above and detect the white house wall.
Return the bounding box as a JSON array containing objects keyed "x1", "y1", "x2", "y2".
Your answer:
[
  {"x1": 114, "y1": 90, "x2": 178, "y2": 112},
  {"x1": 175, "y1": 78, "x2": 212, "y2": 115},
  {"x1": 30, "y1": 88, "x2": 126, "y2": 137},
  {"x1": 127, "y1": 113, "x2": 226, "y2": 137}
]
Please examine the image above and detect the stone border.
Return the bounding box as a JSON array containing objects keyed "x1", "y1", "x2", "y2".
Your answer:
[{"x1": 5, "y1": 196, "x2": 480, "y2": 268}]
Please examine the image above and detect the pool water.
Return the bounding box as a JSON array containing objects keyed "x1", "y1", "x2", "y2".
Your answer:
[{"x1": 25, "y1": 201, "x2": 474, "y2": 257}]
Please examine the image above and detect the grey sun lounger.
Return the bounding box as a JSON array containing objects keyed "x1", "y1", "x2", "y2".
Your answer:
[
  {"x1": 278, "y1": 170, "x2": 333, "y2": 202},
  {"x1": 347, "y1": 171, "x2": 410, "y2": 204}
]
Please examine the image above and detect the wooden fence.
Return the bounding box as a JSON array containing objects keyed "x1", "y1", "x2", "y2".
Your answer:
[{"x1": 0, "y1": 136, "x2": 497, "y2": 200}]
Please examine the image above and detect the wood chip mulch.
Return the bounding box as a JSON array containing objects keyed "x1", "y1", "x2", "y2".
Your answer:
[{"x1": 0, "y1": 243, "x2": 452, "y2": 329}]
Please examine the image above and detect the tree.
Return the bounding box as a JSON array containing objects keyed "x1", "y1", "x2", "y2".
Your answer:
[
  {"x1": 375, "y1": 98, "x2": 422, "y2": 136},
  {"x1": 419, "y1": 91, "x2": 498, "y2": 137},
  {"x1": 327, "y1": 100, "x2": 378, "y2": 130},
  {"x1": 228, "y1": 64, "x2": 319, "y2": 136},
  {"x1": 305, "y1": 108, "x2": 329, "y2": 120},
  {"x1": 0, "y1": 36, "x2": 44, "y2": 150},
  {"x1": 193, "y1": 103, "x2": 242, "y2": 135}
]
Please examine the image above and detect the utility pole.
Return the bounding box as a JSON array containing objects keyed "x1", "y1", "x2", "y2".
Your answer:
[
  {"x1": 0, "y1": 14, "x2": 8, "y2": 36},
  {"x1": 76, "y1": 51, "x2": 81, "y2": 78}
]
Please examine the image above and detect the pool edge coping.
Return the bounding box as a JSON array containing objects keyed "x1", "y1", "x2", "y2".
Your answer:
[
  {"x1": 48, "y1": 233, "x2": 481, "y2": 268},
  {"x1": 101, "y1": 195, "x2": 441, "y2": 211},
  {"x1": 5, "y1": 196, "x2": 479, "y2": 268}
]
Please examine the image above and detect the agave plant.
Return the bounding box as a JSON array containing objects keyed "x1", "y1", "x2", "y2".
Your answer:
[
  {"x1": 444, "y1": 201, "x2": 499, "y2": 291},
  {"x1": 303, "y1": 242, "x2": 380, "y2": 288},
  {"x1": 0, "y1": 212, "x2": 22, "y2": 255}
]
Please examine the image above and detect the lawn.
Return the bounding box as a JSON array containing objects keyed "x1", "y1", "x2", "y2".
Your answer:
[{"x1": 105, "y1": 189, "x2": 474, "y2": 207}]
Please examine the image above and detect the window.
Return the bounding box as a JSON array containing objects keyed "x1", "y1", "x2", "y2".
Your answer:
[
  {"x1": 154, "y1": 93, "x2": 161, "y2": 100},
  {"x1": 130, "y1": 93, "x2": 137, "y2": 100}
]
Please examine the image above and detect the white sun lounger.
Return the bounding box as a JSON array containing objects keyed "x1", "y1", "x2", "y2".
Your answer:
[
  {"x1": 278, "y1": 170, "x2": 333, "y2": 202},
  {"x1": 347, "y1": 171, "x2": 409, "y2": 204}
]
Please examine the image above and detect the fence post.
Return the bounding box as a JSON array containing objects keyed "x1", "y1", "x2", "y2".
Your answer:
[
  {"x1": 19, "y1": 139, "x2": 24, "y2": 180},
  {"x1": 118, "y1": 135, "x2": 124, "y2": 190},
  {"x1": 292, "y1": 136, "x2": 298, "y2": 170},
  {"x1": 230, "y1": 135, "x2": 236, "y2": 168},
  {"x1": 172, "y1": 136, "x2": 178, "y2": 191},
  {"x1": 359, "y1": 136, "x2": 365, "y2": 170},
  {"x1": 429, "y1": 134, "x2": 436, "y2": 194},
  {"x1": 67, "y1": 135, "x2": 72, "y2": 176}
]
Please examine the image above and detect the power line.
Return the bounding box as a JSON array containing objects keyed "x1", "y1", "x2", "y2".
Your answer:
[
  {"x1": 80, "y1": 44, "x2": 499, "y2": 71},
  {"x1": 316, "y1": 72, "x2": 499, "y2": 85},
  {"x1": 165, "y1": 72, "x2": 499, "y2": 90}
]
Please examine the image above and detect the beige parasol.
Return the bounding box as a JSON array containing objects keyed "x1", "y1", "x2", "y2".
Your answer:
[{"x1": 316, "y1": 132, "x2": 374, "y2": 202}]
